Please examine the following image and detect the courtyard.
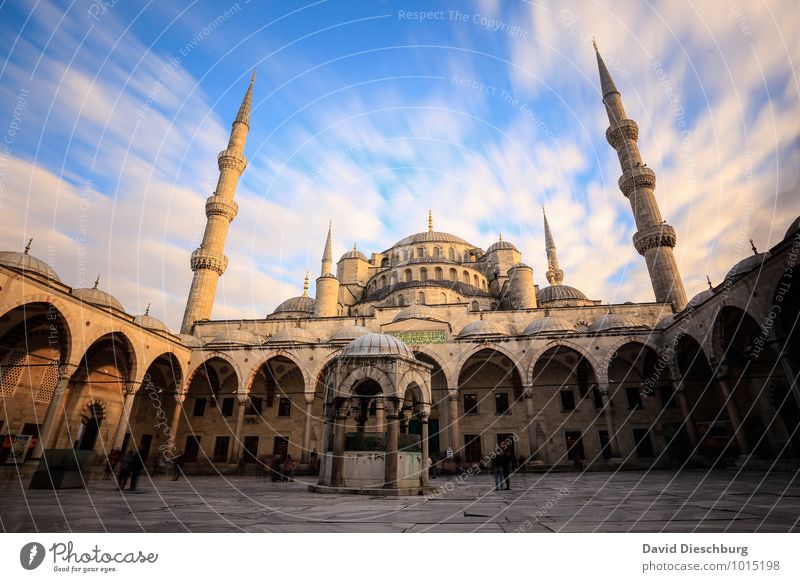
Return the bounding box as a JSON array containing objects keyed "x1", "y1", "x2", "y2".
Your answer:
[{"x1": 1, "y1": 469, "x2": 798, "y2": 533}]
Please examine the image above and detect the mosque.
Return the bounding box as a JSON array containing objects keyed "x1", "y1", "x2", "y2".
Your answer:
[{"x1": 1, "y1": 47, "x2": 798, "y2": 491}]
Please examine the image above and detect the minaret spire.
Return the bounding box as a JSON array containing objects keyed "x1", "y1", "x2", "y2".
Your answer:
[
  {"x1": 428, "y1": 210, "x2": 433, "y2": 232},
  {"x1": 314, "y1": 221, "x2": 340, "y2": 317},
  {"x1": 542, "y1": 207, "x2": 564, "y2": 286},
  {"x1": 302, "y1": 272, "x2": 309, "y2": 297},
  {"x1": 181, "y1": 75, "x2": 254, "y2": 333},
  {"x1": 595, "y1": 44, "x2": 687, "y2": 311},
  {"x1": 321, "y1": 220, "x2": 333, "y2": 275}
]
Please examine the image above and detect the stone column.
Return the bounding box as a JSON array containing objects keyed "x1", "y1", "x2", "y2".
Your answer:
[
  {"x1": 716, "y1": 371, "x2": 749, "y2": 455},
  {"x1": 384, "y1": 399, "x2": 399, "y2": 489},
  {"x1": 32, "y1": 375, "x2": 70, "y2": 459},
  {"x1": 112, "y1": 382, "x2": 137, "y2": 451},
  {"x1": 229, "y1": 393, "x2": 248, "y2": 464},
  {"x1": 420, "y1": 411, "x2": 430, "y2": 487},
  {"x1": 448, "y1": 391, "x2": 460, "y2": 456},
  {"x1": 523, "y1": 386, "x2": 538, "y2": 460},
  {"x1": 330, "y1": 404, "x2": 348, "y2": 487},
  {"x1": 166, "y1": 392, "x2": 185, "y2": 457},
  {"x1": 301, "y1": 395, "x2": 314, "y2": 464},
  {"x1": 674, "y1": 384, "x2": 699, "y2": 448},
  {"x1": 375, "y1": 398, "x2": 386, "y2": 433},
  {"x1": 398, "y1": 408, "x2": 408, "y2": 434},
  {"x1": 599, "y1": 382, "x2": 620, "y2": 458}
]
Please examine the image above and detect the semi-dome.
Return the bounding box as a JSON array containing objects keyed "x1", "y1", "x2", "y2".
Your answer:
[
  {"x1": 267, "y1": 327, "x2": 315, "y2": 344},
  {"x1": 270, "y1": 295, "x2": 315, "y2": 318},
  {"x1": 133, "y1": 312, "x2": 169, "y2": 332},
  {"x1": 725, "y1": 252, "x2": 771, "y2": 281},
  {"x1": 523, "y1": 316, "x2": 575, "y2": 336},
  {"x1": 391, "y1": 230, "x2": 471, "y2": 248},
  {"x1": 785, "y1": 216, "x2": 800, "y2": 239},
  {"x1": 178, "y1": 333, "x2": 203, "y2": 348},
  {"x1": 587, "y1": 312, "x2": 647, "y2": 333},
  {"x1": 329, "y1": 324, "x2": 371, "y2": 342},
  {"x1": 458, "y1": 320, "x2": 507, "y2": 338},
  {"x1": 72, "y1": 286, "x2": 125, "y2": 311},
  {"x1": 486, "y1": 238, "x2": 518, "y2": 253},
  {"x1": 209, "y1": 328, "x2": 262, "y2": 346},
  {"x1": 537, "y1": 284, "x2": 588, "y2": 303},
  {"x1": 393, "y1": 303, "x2": 442, "y2": 322},
  {"x1": 0, "y1": 250, "x2": 61, "y2": 282},
  {"x1": 342, "y1": 333, "x2": 415, "y2": 359}
]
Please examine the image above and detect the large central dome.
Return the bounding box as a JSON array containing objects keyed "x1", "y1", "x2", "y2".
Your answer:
[{"x1": 389, "y1": 230, "x2": 472, "y2": 249}]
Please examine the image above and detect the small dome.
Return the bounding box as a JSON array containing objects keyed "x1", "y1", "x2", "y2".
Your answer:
[
  {"x1": 523, "y1": 316, "x2": 575, "y2": 336},
  {"x1": 342, "y1": 333, "x2": 414, "y2": 359},
  {"x1": 209, "y1": 328, "x2": 262, "y2": 346},
  {"x1": 587, "y1": 312, "x2": 647, "y2": 333},
  {"x1": 486, "y1": 239, "x2": 518, "y2": 253},
  {"x1": 178, "y1": 333, "x2": 203, "y2": 348},
  {"x1": 784, "y1": 216, "x2": 800, "y2": 240},
  {"x1": 133, "y1": 313, "x2": 169, "y2": 332},
  {"x1": 267, "y1": 327, "x2": 315, "y2": 344},
  {"x1": 508, "y1": 261, "x2": 531, "y2": 271},
  {"x1": 270, "y1": 295, "x2": 315, "y2": 317},
  {"x1": 725, "y1": 252, "x2": 771, "y2": 281},
  {"x1": 0, "y1": 250, "x2": 61, "y2": 282},
  {"x1": 655, "y1": 314, "x2": 676, "y2": 330},
  {"x1": 329, "y1": 325, "x2": 371, "y2": 342},
  {"x1": 687, "y1": 289, "x2": 715, "y2": 309},
  {"x1": 340, "y1": 243, "x2": 368, "y2": 261},
  {"x1": 72, "y1": 287, "x2": 125, "y2": 311},
  {"x1": 537, "y1": 285, "x2": 588, "y2": 304},
  {"x1": 459, "y1": 320, "x2": 507, "y2": 337},
  {"x1": 393, "y1": 303, "x2": 442, "y2": 322}
]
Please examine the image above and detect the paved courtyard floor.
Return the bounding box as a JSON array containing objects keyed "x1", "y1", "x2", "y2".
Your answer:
[{"x1": 1, "y1": 469, "x2": 798, "y2": 533}]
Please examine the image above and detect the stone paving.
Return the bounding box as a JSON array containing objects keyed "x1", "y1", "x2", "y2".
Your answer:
[{"x1": 1, "y1": 469, "x2": 798, "y2": 533}]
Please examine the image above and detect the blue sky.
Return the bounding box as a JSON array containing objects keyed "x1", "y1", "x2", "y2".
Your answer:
[{"x1": 1, "y1": 0, "x2": 798, "y2": 329}]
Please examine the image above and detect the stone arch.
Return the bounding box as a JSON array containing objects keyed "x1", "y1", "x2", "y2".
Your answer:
[
  {"x1": 187, "y1": 352, "x2": 242, "y2": 392},
  {"x1": 338, "y1": 366, "x2": 396, "y2": 401},
  {"x1": 526, "y1": 339, "x2": 600, "y2": 386},
  {"x1": 244, "y1": 349, "x2": 309, "y2": 393},
  {"x1": 456, "y1": 343, "x2": 525, "y2": 385},
  {"x1": 0, "y1": 297, "x2": 76, "y2": 365}
]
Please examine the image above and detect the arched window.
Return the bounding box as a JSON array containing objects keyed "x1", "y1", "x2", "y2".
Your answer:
[
  {"x1": 440, "y1": 292, "x2": 447, "y2": 304},
  {"x1": 462, "y1": 270, "x2": 470, "y2": 284},
  {"x1": 471, "y1": 301, "x2": 479, "y2": 311},
  {"x1": 463, "y1": 250, "x2": 470, "y2": 262},
  {"x1": 418, "y1": 292, "x2": 425, "y2": 305},
  {"x1": 398, "y1": 294, "x2": 406, "y2": 306},
  {"x1": 381, "y1": 257, "x2": 389, "y2": 267},
  {"x1": 449, "y1": 268, "x2": 457, "y2": 282},
  {"x1": 417, "y1": 247, "x2": 424, "y2": 258},
  {"x1": 403, "y1": 250, "x2": 409, "y2": 260},
  {"x1": 448, "y1": 247, "x2": 455, "y2": 261},
  {"x1": 433, "y1": 247, "x2": 441, "y2": 258},
  {"x1": 380, "y1": 275, "x2": 387, "y2": 288},
  {"x1": 481, "y1": 280, "x2": 486, "y2": 290},
  {"x1": 420, "y1": 268, "x2": 428, "y2": 281},
  {"x1": 405, "y1": 269, "x2": 412, "y2": 283},
  {"x1": 473, "y1": 274, "x2": 479, "y2": 287},
  {"x1": 434, "y1": 267, "x2": 443, "y2": 280}
]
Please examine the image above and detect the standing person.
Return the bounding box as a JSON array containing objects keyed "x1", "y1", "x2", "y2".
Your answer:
[
  {"x1": 171, "y1": 451, "x2": 184, "y2": 481},
  {"x1": 127, "y1": 449, "x2": 144, "y2": 491},
  {"x1": 426, "y1": 455, "x2": 436, "y2": 479},
  {"x1": 500, "y1": 449, "x2": 511, "y2": 491},
  {"x1": 491, "y1": 453, "x2": 505, "y2": 491},
  {"x1": 117, "y1": 451, "x2": 133, "y2": 489},
  {"x1": 282, "y1": 455, "x2": 295, "y2": 482}
]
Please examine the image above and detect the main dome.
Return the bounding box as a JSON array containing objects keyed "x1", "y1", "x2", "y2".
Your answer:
[
  {"x1": 342, "y1": 333, "x2": 415, "y2": 359},
  {"x1": 390, "y1": 230, "x2": 471, "y2": 248}
]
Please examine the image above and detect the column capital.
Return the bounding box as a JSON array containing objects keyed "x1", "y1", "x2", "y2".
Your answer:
[
  {"x1": 174, "y1": 392, "x2": 187, "y2": 404},
  {"x1": 304, "y1": 393, "x2": 315, "y2": 406},
  {"x1": 124, "y1": 382, "x2": 137, "y2": 396},
  {"x1": 522, "y1": 385, "x2": 534, "y2": 398},
  {"x1": 419, "y1": 411, "x2": 430, "y2": 423},
  {"x1": 236, "y1": 392, "x2": 249, "y2": 405},
  {"x1": 447, "y1": 390, "x2": 460, "y2": 402}
]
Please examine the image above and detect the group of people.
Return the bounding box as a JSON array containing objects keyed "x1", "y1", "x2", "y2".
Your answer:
[
  {"x1": 265, "y1": 454, "x2": 296, "y2": 481},
  {"x1": 104, "y1": 449, "x2": 184, "y2": 491}
]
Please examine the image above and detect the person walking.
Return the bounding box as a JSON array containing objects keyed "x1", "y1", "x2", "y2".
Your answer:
[
  {"x1": 171, "y1": 451, "x2": 184, "y2": 481},
  {"x1": 491, "y1": 453, "x2": 505, "y2": 491},
  {"x1": 282, "y1": 455, "x2": 296, "y2": 482},
  {"x1": 117, "y1": 451, "x2": 133, "y2": 490},
  {"x1": 500, "y1": 449, "x2": 512, "y2": 491},
  {"x1": 127, "y1": 450, "x2": 144, "y2": 491}
]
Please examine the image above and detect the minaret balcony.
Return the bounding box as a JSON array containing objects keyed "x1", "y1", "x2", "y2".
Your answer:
[
  {"x1": 605, "y1": 118, "x2": 639, "y2": 149},
  {"x1": 632, "y1": 223, "x2": 677, "y2": 255},
  {"x1": 205, "y1": 195, "x2": 239, "y2": 222},
  {"x1": 619, "y1": 166, "x2": 656, "y2": 197},
  {"x1": 190, "y1": 248, "x2": 229, "y2": 275},
  {"x1": 217, "y1": 149, "x2": 247, "y2": 173}
]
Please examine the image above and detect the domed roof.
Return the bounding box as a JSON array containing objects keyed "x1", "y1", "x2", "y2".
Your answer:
[
  {"x1": 72, "y1": 285, "x2": 125, "y2": 312},
  {"x1": 725, "y1": 252, "x2": 771, "y2": 281},
  {"x1": 458, "y1": 320, "x2": 507, "y2": 338},
  {"x1": 508, "y1": 261, "x2": 531, "y2": 270},
  {"x1": 687, "y1": 288, "x2": 715, "y2": 309},
  {"x1": 486, "y1": 237, "x2": 518, "y2": 253},
  {"x1": 391, "y1": 230, "x2": 471, "y2": 248},
  {"x1": 209, "y1": 328, "x2": 262, "y2": 346},
  {"x1": 523, "y1": 316, "x2": 575, "y2": 336},
  {"x1": 329, "y1": 324, "x2": 371, "y2": 342},
  {"x1": 177, "y1": 333, "x2": 203, "y2": 348},
  {"x1": 655, "y1": 314, "x2": 676, "y2": 330},
  {"x1": 785, "y1": 216, "x2": 800, "y2": 239},
  {"x1": 133, "y1": 312, "x2": 169, "y2": 332},
  {"x1": 342, "y1": 333, "x2": 415, "y2": 359},
  {"x1": 0, "y1": 249, "x2": 61, "y2": 282},
  {"x1": 271, "y1": 295, "x2": 315, "y2": 316},
  {"x1": 267, "y1": 327, "x2": 315, "y2": 344},
  {"x1": 393, "y1": 303, "x2": 442, "y2": 322},
  {"x1": 340, "y1": 243, "x2": 368, "y2": 261},
  {"x1": 537, "y1": 284, "x2": 588, "y2": 303},
  {"x1": 587, "y1": 312, "x2": 647, "y2": 333}
]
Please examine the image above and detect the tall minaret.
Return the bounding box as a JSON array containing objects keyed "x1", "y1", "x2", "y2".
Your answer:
[
  {"x1": 181, "y1": 73, "x2": 255, "y2": 333},
  {"x1": 314, "y1": 221, "x2": 340, "y2": 317},
  {"x1": 595, "y1": 43, "x2": 687, "y2": 311},
  {"x1": 542, "y1": 207, "x2": 564, "y2": 286}
]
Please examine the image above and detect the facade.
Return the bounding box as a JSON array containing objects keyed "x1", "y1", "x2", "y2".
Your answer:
[{"x1": 1, "y1": 48, "x2": 799, "y2": 480}]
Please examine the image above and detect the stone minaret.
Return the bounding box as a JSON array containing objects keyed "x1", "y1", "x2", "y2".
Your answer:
[
  {"x1": 314, "y1": 221, "x2": 340, "y2": 317},
  {"x1": 542, "y1": 206, "x2": 564, "y2": 286},
  {"x1": 595, "y1": 44, "x2": 687, "y2": 311},
  {"x1": 181, "y1": 73, "x2": 255, "y2": 333}
]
